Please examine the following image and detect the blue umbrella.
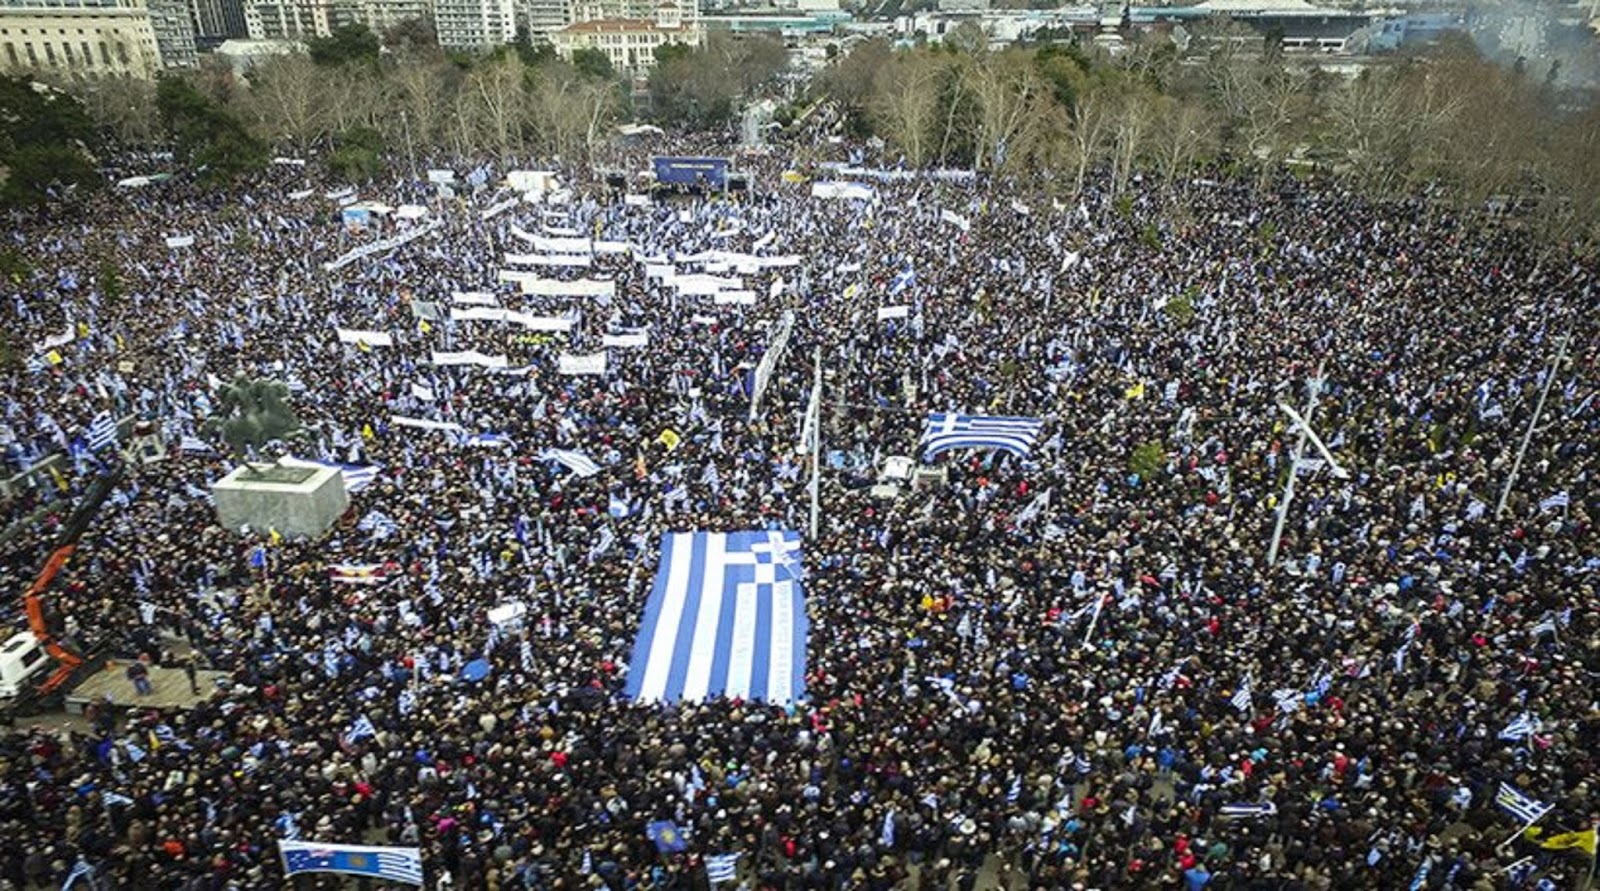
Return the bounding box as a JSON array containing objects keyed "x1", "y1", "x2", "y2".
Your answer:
[{"x1": 461, "y1": 659, "x2": 491, "y2": 683}]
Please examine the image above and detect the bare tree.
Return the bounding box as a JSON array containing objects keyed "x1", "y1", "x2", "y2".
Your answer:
[
  {"x1": 527, "y1": 61, "x2": 619, "y2": 161},
  {"x1": 868, "y1": 51, "x2": 947, "y2": 168},
  {"x1": 464, "y1": 55, "x2": 527, "y2": 157},
  {"x1": 243, "y1": 55, "x2": 330, "y2": 153},
  {"x1": 963, "y1": 49, "x2": 1042, "y2": 172}
]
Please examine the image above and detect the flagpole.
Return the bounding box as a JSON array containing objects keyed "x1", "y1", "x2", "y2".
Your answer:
[
  {"x1": 1081, "y1": 591, "x2": 1106, "y2": 650},
  {"x1": 1496, "y1": 806, "x2": 1553, "y2": 853},
  {"x1": 1495, "y1": 332, "x2": 1570, "y2": 520},
  {"x1": 1267, "y1": 362, "x2": 1324, "y2": 567},
  {"x1": 808, "y1": 347, "x2": 822, "y2": 540}
]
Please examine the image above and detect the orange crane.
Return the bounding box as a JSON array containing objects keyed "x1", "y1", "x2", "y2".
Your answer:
[{"x1": 22, "y1": 466, "x2": 122, "y2": 696}]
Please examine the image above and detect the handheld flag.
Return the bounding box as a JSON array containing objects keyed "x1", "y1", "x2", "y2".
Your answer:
[
  {"x1": 705, "y1": 852, "x2": 740, "y2": 885},
  {"x1": 1495, "y1": 782, "x2": 1552, "y2": 825},
  {"x1": 647, "y1": 820, "x2": 688, "y2": 854},
  {"x1": 920, "y1": 413, "x2": 1044, "y2": 460},
  {"x1": 279, "y1": 840, "x2": 423, "y2": 885}
]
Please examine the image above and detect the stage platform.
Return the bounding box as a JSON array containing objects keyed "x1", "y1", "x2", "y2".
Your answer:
[{"x1": 64, "y1": 660, "x2": 230, "y2": 713}]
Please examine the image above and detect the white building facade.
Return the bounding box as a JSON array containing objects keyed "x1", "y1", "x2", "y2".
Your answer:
[
  {"x1": 549, "y1": 2, "x2": 698, "y2": 71},
  {"x1": 0, "y1": 0, "x2": 164, "y2": 78},
  {"x1": 435, "y1": 0, "x2": 514, "y2": 47}
]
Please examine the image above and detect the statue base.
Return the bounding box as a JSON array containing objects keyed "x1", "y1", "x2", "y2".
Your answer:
[{"x1": 212, "y1": 463, "x2": 348, "y2": 538}]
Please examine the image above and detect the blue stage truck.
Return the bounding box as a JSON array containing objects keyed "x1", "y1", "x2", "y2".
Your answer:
[{"x1": 652, "y1": 156, "x2": 730, "y2": 189}]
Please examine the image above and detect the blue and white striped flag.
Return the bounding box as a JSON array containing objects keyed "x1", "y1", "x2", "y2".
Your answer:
[
  {"x1": 1006, "y1": 775, "x2": 1021, "y2": 804},
  {"x1": 358, "y1": 511, "x2": 398, "y2": 539},
  {"x1": 280, "y1": 840, "x2": 423, "y2": 885},
  {"x1": 1499, "y1": 713, "x2": 1539, "y2": 741},
  {"x1": 1220, "y1": 801, "x2": 1277, "y2": 819},
  {"x1": 540, "y1": 448, "x2": 603, "y2": 477},
  {"x1": 61, "y1": 858, "x2": 95, "y2": 890},
  {"x1": 179, "y1": 435, "x2": 213, "y2": 453},
  {"x1": 624, "y1": 530, "x2": 807, "y2": 704},
  {"x1": 86, "y1": 412, "x2": 118, "y2": 452},
  {"x1": 1539, "y1": 491, "x2": 1570, "y2": 512},
  {"x1": 889, "y1": 264, "x2": 915, "y2": 296},
  {"x1": 920, "y1": 413, "x2": 1045, "y2": 459},
  {"x1": 1074, "y1": 754, "x2": 1092, "y2": 775},
  {"x1": 1495, "y1": 782, "x2": 1552, "y2": 824},
  {"x1": 397, "y1": 688, "x2": 417, "y2": 717},
  {"x1": 705, "y1": 853, "x2": 739, "y2": 886},
  {"x1": 342, "y1": 715, "x2": 377, "y2": 746},
  {"x1": 277, "y1": 456, "x2": 379, "y2": 493},
  {"x1": 1231, "y1": 675, "x2": 1253, "y2": 712},
  {"x1": 880, "y1": 810, "x2": 895, "y2": 847}
]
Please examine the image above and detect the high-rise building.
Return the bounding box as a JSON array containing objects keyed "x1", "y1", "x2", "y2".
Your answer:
[
  {"x1": 435, "y1": 0, "x2": 513, "y2": 47},
  {"x1": 0, "y1": 0, "x2": 165, "y2": 78},
  {"x1": 189, "y1": 0, "x2": 248, "y2": 40},
  {"x1": 520, "y1": 0, "x2": 569, "y2": 37},
  {"x1": 146, "y1": 0, "x2": 196, "y2": 64},
  {"x1": 346, "y1": 0, "x2": 429, "y2": 36}
]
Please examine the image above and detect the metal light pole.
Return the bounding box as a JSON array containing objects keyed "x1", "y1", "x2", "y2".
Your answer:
[
  {"x1": 1266, "y1": 362, "x2": 1325, "y2": 567},
  {"x1": 1495, "y1": 333, "x2": 1570, "y2": 520}
]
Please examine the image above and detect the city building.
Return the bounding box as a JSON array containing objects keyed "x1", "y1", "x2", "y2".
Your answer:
[
  {"x1": 0, "y1": 0, "x2": 165, "y2": 78},
  {"x1": 435, "y1": 0, "x2": 514, "y2": 47},
  {"x1": 520, "y1": 0, "x2": 570, "y2": 37},
  {"x1": 146, "y1": 0, "x2": 195, "y2": 64},
  {"x1": 549, "y1": 2, "x2": 699, "y2": 71},
  {"x1": 242, "y1": 0, "x2": 334, "y2": 38},
  {"x1": 189, "y1": 0, "x2": 246, "y2": 39},
  {"x1": 346, "y1": 0, "x2": 429, "y2": 35}
]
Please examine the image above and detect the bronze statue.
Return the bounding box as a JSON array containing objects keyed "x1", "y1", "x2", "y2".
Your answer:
[{"x1": 207, "y1": 375, "x2": 307, "y2": 470}]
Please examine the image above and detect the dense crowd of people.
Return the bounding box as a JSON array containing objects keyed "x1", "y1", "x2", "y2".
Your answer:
[{"x1": 0, "y1": 142, "x2": 1596, "y2": 891}]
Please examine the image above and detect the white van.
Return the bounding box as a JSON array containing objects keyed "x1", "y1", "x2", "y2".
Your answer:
[{"x1": 0, "y1": 633, "x2": 50, "y2": 699}]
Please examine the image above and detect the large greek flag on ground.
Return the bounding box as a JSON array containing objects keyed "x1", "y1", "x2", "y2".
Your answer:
[
  {"x1": 625, "y1": 530, "x2": 807, "y2": 704},
  {"x1": 920, "y1": 413, "x2": 1045, "y2": 459},
  {"x1": 279, "y1": 840, "x2": 423, "y2": 885}
]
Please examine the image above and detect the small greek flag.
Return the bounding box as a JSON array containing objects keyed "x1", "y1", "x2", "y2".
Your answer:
[
  {"x1": 1231, "y1": 676, "x2": 1253, "y2": 712},
  {"x1": 86, "y1": 412, "x2": 118, "y2": 452},
  {"x1": 1272, "y1": 688, "x2": 1302, "y2": 714},
  {"x1": 1495, "y1": 782, "x2": 1552, "y2": 824},
  {"x1": 61, "y1": 858, "x2": 95, "y2": 890},
  {"x1": 1220, "y1": 801, "x2": 1277, "y2": 819},
  {"x1": 541, "y1": 448, "x2": 602, "y2": 477},
  {"x1": 342, "y1": 715, "x2": 377, "y2": 746},
  {"x1": 889, "y1": 264, "x2": 916, "y2": 297},
  {"x1": 1499, "y1": 713, "x2": 1539, "y2": 741},
  {"x1": 879, "y1": 810, "x2": 895, "y2": 847},
  {"x1": 397, "y1": 688, "x2": 417, "y2": 716},
  {"x1": 705, "y1": 853, "x2": 739, "y2": 886},
  {"x1": 1006, "y1": 775, "x2": 1021, "y2": 804},
  {"x1": 1074, "y1": 754, "x2": 1092, "y2": 775},
  {"x1": 1539, "y1": 491, "x2": 1570, "y2": 513}
]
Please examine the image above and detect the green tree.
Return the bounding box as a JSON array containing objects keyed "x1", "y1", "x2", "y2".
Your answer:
[
  {"x1": 308, "y1": 24, "x2": 381, "y2": 67},
  {"x1": 649, "y1": 35, "x2": 787, "y2": 128},
  {"x1": 571, "y1": 47, "x2": 615, "y2": 80},
  {"x1": 155, "y1": 76, "x2": 266, "y2": 182},
  {"x1": 0, "y1": 76, "x2": 101, "y2": 207},
  {"x1": 328, "y1": 126, "x2": 386, "y2": 181}
]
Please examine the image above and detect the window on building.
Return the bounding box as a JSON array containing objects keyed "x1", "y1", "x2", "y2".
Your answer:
[
  {"x1": 99, "y1": 41, "x2": 109, "y2": 64},
  {"x1": 115, "y1": 41, "x2": 127, "y2": 63},
  {"x1": 81, "y1": 41, "x2": 92, "y2": 64},
  {"x1": 63, "y1": 42, "x2": 75, "y2": 65},
  {"x1": 25, "y1": 42, "x2": 36, "y2": 66},
  {"x1": 45, "y1": 42, "x2": 56, "y2": 65},
  {"x1": 4, "y1": 45, "x2": 16, "y2": 66}
]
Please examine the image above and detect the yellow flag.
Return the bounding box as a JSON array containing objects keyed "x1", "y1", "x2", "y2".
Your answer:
[
  {"x1": 1124, "y1": 381, "x2": 1145, "y2": 401},
  {"x1": 48, "y1": 465, "x2": 69, "y2": 492},
  {"x1": 843, "y1": 284, "x2": 859, "y2": 300},
  {"x1": 418, "y1": 318, "x2": 433, "y2": 335},
  {"x1": 45, "y1": 350, "x2": 63, "y2": 366},
  {"x1": 1526, "y1": 827, "x2": 1597, "y2": 855},
  {"x1": 76, "y1": 321, "x2": 89, "y2": 337},
  {"x1": 149, "y1": 730, "x2": 160, "y2": 752},
  {"x1": 781, "y1": 170, "x2": 806, "y2": 184},
  {"x1": 656, "y1": 428, "x2": 681, "y2": 452},
  {"x1": 269, "y1": 528, "x2": 282, "y2": 547},
  {"x1": 362, "y1": 424, "x2": 374, "y2": 440},
  {"x1": 357, "y1": 340, "x2": 372, "y2": 353},
  {"x1": 114, "y1": 334, "x2": 124, "y2": 350}
]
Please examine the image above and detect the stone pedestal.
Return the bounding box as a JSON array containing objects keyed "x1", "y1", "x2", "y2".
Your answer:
[{"x1": 212, "y1": 464, "x2": 348, "y2": 539}]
